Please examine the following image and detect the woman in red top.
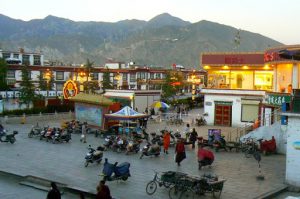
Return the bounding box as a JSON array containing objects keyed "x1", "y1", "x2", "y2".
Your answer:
[{"x1": 175, "y1": 138, "x2": 186, "y2": 166}]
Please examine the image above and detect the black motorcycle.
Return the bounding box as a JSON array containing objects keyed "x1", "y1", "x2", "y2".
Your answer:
[
  {"x1": 85, "y1": 145, "x2": 105, "y2": 167},
  {"x1": 52, "y1": 129, "x2": 72, "y2": 144},
  {"x1": 101, "y1": 158, "x2": 131, "y2": 181},
  {"x1": 103, "y1": 135, "x2": 115, "y2": 150},
  {"x1": 0, "y1": 130, "x2": 18, "y2": 144},
  {"x1": 140, "y1": 142, "x2": 161, "y2": 159}
]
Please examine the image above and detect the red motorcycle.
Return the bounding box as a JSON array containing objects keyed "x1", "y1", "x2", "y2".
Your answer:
[{"x1": 258, "y1": 136, "x2": 276, "y2": 155}]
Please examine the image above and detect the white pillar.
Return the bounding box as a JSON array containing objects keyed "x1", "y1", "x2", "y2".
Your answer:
[
  {"x1": 273, "y1": 66, "x2": 278, "y2": 92},
  {"x1": 292, "y1": 63, "x2": 299, "y2": 89}
]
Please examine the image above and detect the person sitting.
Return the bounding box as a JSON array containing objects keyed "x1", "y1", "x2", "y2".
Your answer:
[{"x1": 197, "y1": 145, "x2": 214, "y2": 170}]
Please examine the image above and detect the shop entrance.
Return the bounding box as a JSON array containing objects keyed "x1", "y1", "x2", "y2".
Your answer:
[{"x1": 214, "y1": 102, "x2": 232, "y2": 126}]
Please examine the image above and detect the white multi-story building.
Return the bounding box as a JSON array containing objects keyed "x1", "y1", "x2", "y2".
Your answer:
[{"x1": 0, "y1": 48, "x2": 44, "y2": 66}]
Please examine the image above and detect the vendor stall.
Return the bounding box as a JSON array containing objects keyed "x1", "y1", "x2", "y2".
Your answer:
[{"x1": 70, "y1": 93, "x2": 114, "y2": 129}]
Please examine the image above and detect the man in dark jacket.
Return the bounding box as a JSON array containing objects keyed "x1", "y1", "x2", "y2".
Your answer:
[
  {"x1": 189, "y1": 128, "x2": 198, "y2": 149},
  {"x1": 47, "y1": 182, "x2": 61, "y2": 199}
]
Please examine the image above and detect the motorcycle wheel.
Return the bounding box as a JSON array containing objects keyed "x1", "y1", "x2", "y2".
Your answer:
[
  {"x1": 10, "y1": 137, "x2": 16, "y2": 144},
  {"x1": 28, "y1": 132, "x2": 33, "y2": 138},
  {"x1": 122, "y1": 176, "x2": 128, "y2": 181},
  {"x1": 97, "y1": 160, "x2": 102, "y2": 164},
  {"x1": 146, "y1": 181, "x2": 157, "y2": 195},
  {"x1": 139, "y1": 154, "x2": 143, "y2": 159},
  {"x1": 84, "y1": 161, "x2": 89, "y2": 167},
  {"x1": 40, "y1": 136, "x2": 43, "y2": 140}
]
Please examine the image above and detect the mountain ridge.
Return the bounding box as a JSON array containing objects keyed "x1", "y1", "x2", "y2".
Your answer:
[{"x1": 0, "y1": 13, "x2": 282, "y2": 67}]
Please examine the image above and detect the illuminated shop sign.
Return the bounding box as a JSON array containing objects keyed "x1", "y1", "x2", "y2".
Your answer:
[{"x1": 266, "y1": 94, "x2": 291, "y2": 106}]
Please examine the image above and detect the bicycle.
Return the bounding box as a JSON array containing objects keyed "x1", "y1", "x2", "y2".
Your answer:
[{"x1": 242, "y1": 138, "x2": 259, "y2": 158}]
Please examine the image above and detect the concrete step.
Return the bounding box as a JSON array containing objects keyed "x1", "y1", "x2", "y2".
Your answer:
[{"x1": 19, "y1": 175, "x2": 65, "y2": 194}]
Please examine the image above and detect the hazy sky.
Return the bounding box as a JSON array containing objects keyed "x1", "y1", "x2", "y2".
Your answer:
[{"x1": 1, "y1": 0, "x2": 299, "y2": 44}]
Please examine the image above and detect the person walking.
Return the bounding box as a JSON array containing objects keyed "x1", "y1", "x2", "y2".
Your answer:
[
  {"x1": 190, "y1": 128, "x2": 198, "y2": 149},
  {"x1": 96, "y1": 180, "x2": 112, "y2": 199},
  {"x1": 163, "y1": 130, "x2": 171, "y2": 154},
  {"x1": 80, "y1": 122, "x2": 87, "y2": 143},
  {"x1": 47, "y1": 182, "x2": 61, "y2": 199},
  {"x1": 175, "y1": 138, "x2": 186, "y2": 166},
  {"x1": 183, "y1": 123, "x2": 190, "y2": 141}
]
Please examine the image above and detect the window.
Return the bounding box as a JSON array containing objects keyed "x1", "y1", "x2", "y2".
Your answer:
[
  {"x1": 56, "y1": 71, "x2": 64, "y2": 80},
  {"x1": 130, "y1": 74, "x2": 136, "y2": 82},
  {"x1": 33, "y1": 55, "x2": 41, "y2": 65},
  {"x1": 22, "y1": 55, "x2": 30, "y2": 65},
  {"x1": 122, "y1": 73, "x2": 128, "y2": 81},
  {"x1": 141, "y1": 72, "x2": 146, "y2": 79},
  {"x1": 2, "y1": 53, "x2": 10, "y2": 59},
  {"x1": 155, "y1": 73, "x2": 161, "y2": 79},
  {"x1": 91, "y1": 73, "x2": 98, "y2": 80},
  {"x1": 150, "y1": 73, "x2": 154, "y2": 79},
  {"x1": 241, "y1": 100, "x2": 260, "y2": 122},
  {"x1": 13, "y1": 54, "x2": 19, "y2": 59},
  {"x1": 7, "y1": 70, "x2": 15, "y2": 78}
]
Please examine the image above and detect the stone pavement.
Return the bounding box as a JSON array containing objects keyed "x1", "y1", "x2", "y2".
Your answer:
[{"x1": 0, "y1": 108, "x2": 286, "y2": 199}]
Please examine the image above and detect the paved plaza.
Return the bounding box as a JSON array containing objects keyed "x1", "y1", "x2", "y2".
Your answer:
[{"x1": 0, "y1": 109, "x2": 287, "y2": 199}]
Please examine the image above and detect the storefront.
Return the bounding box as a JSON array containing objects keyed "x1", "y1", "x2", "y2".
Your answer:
[
  {"x1": 264, "y1": 45, "x2": 300, "y2": 93},
  {"x1": 202, "y1": 52, "x2": 273, "y2": 90},
  {"x1": 202, "y1": 89, "x2": 265, "y2": 127}
]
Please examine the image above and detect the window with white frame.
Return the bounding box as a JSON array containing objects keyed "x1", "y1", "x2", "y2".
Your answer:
[
  {"x1": 7, "y1": 70, "x2": 15, "y2": 78},
  {"x1": 56, "y1": 71, "x2": 64, "y2": 80},
  {"x1": 130, "y1": 73, "x2": 136, "y2": 82}
]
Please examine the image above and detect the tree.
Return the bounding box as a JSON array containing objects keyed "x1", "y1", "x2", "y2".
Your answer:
[
  {"x1": 162, "y1": 71, "x2": 177, "y2": 99},
  {"x1": 19, "y1": 65, "x2": 36, "y2": 108},
  {"x1": 37, "y1": 72, "x2": 47, "y2": 91},
  {"x1": 0, "y1": 58, "x2": 8, "y2": 91},
  {"x1": 83, "y1": 58, "x2": 94, "y2": 82},
  {"x1": 102, "y1": 67, "x2": 113, "y2": 90}
]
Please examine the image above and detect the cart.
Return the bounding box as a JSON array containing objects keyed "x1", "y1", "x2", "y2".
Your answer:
[
  {"x1": 169, "y1": 174, "x2": 226, "y2": 199},
  {"x1": 146, "y1": 171, "x2": 226, "y2": 199},
  {"x1": 145, "y1": 171, "x2": 188, "y2": 195}
]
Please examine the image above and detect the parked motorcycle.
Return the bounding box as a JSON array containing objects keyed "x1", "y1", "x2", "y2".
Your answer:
[
  {"x1": 28, "y1": 123, "x2": 43, "y2": 138},
  {"x1": 140, "y1": 142, "x2": 161, "y2": 159},
  {"x1": 85, "y1": 145, "x2": 105, "y2": 167},
  {"x1": 196, "y1": 117, "x2": 207, "y2": 126},
  {"x1": 125, "y1": 139, "x2": 142, "y2": 155},
  {"x1": 0, "y1": 130, "x2": 18, "y2": 144},
  {"x1": 112, "y1": 137, "x2": 128, "y2": 153},
  {"x1": 40, "y1": 127, "x2": 55, "y2": 142},
  {"x1": 213, "y1": 136, "x2": 227, "y2": 152},
  {"x1": 103, "y1": 135, "x2": 115, "y2": 150},
  {"x1": 150, "y1": 132, "x2": 163, "y2": 146},
  {"x1": 101, "y1": 158, "x2": 131, "y2": 181},
  {"x1": 52, "y1": 129, "x2": 72, "y2": 144}
]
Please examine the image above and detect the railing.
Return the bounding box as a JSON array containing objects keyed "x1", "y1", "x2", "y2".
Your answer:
[{"x1": 227, "y1": 108, "x2": 282, "y2": 142}]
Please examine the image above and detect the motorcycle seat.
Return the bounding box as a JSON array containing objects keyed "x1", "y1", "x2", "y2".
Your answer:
[{"x1": 93, "y1": 151, "x2": 102, "y2": 156}]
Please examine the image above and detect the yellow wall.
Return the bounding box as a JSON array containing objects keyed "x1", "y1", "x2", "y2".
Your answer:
[{"x1": 277, "y1": 64, "x2": 293, "y2": 92}]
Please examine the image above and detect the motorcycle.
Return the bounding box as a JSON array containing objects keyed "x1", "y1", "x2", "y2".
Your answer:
[
  {"x1": 150, "y1": 132, "x2": 163, "y2": 146},
  {"x1": 213, "y1": 136, "x2": 227, "y2": 152},
  {"x1": 40, "y1": 127, "x2": 55, "y2": 142},
  {"x1": 85, "y1": 145, "x2": 105, "y2": 167},
  {"x1": 52, "y1": 129, "x2": 72, "y2": 144},
  {"x1": 112, "y1": 136, "x2": 128, "y2": 152},
  {"x1": 125, "y1": 139, "x2": 142, "y2": 155},
  {"x1": 196, "y1": 117, "x2": 207, "y2": 126},
  {"x1": 140, "y1": 142, "x2": 161, "y2": 159},
  {"x1": 28, "y1": 123, "x2": 43, "y2": 138},
  {"x1": 0, "y1": 130, "x2": 18, "y2": 144},
  {"x1": 103, "y1": 135, "x2": 115, "y2": 150},
  {"x1": 101, "y1": 158, "x2": 131, "y2": 181}
]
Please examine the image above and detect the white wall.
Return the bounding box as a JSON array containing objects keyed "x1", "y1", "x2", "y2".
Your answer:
[
  {"x1": 204, "y1": 95, "x2": 243, "y2": 127},
  {"x1": 285, "y1": 114, "x2": 300, "y2": 187}
]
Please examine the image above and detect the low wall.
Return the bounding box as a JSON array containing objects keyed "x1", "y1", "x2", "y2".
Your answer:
[{"x1": 0, "y1": 112, "x2": 75, "y2": 124}]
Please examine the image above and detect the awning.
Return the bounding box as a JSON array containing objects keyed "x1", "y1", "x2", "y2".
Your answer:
[{"x1": 104, "y1": 91, "x2": 134, "y2": 99}]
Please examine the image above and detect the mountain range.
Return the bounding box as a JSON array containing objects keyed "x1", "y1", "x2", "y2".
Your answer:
[{"x1": 0, "y1": 13, "x2": 282, "y2": 68}]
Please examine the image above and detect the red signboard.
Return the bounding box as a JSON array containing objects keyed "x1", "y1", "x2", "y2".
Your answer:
[{"x1": 202, "y1": 53, "x2": 264, "y2": 65}]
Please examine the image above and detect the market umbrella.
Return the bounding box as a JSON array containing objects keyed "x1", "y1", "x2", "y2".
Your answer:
[{"x1": 151, "y1": 101, "x2": 170, "y2": 109}]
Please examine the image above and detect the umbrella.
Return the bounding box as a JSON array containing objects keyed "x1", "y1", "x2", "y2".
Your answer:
[{"x1": 151, "y1": 101, "x2": 170, "y2": 109}]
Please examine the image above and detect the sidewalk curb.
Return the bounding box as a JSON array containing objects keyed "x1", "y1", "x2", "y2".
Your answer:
[
  {"x1": 254, "y1": 184, "x2": 288, "y2": 199},
  {"x1": 0, "y1": 170, "x2": 96, "y2": 198}
]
